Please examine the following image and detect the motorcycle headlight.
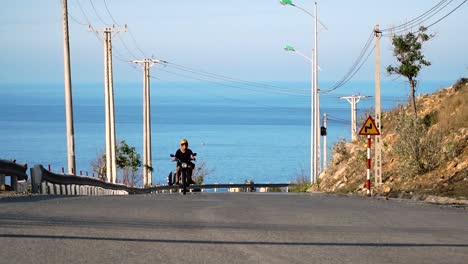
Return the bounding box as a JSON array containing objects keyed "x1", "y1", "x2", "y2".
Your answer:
[{"x1": 181, "y1": 163, "x2": 188, "y2": 169}]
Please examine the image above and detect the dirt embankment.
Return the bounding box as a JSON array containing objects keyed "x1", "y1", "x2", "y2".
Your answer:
[{"x1": 316, "y1": 78, "x2": 468, "y2": 201}]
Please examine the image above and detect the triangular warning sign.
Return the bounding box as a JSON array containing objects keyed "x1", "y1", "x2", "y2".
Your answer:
[{"x1": 359, "y1": 116, "x2": 380, "y2": 136}]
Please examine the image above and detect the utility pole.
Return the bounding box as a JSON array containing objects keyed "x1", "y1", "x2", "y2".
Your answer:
[
  {"x1": 311, "y1": 1, "x2": 319, "y2": 184},
  {"x1": 340, "y1": 95, "x2": 369, "y2": 141},
  {"x1": 131, "y1": 59, "x2": 165, "y2": 187},
  {"x1": 374, "y1": 24, "x2": 383, "y2": 185},
  {"x1": 322, "y1": 113, "x2": 327, "y2": 170},
  {"x1": 61, "y1": 0, "x2": 76, "y2": 175},
  {"x1": 91, "y1": 25, "x2": 127, "y2": 183}
]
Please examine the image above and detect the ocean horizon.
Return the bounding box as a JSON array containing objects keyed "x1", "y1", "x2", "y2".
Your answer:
[{"x1": 0, "y1": 79, "x2": 454, "y2": 185}]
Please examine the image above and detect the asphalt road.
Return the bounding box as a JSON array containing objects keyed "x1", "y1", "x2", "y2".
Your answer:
[{"x1": 1, "y1": 193, "x2": 467, "y2": 264}]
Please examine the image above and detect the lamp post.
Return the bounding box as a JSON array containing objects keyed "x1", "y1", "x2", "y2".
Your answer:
[
  {"x1": 284, "y1": 45, "x2": 316, "y2": 184},
  {"x1": 281, "y1": 1, "x2": 322, "y2": 183}
]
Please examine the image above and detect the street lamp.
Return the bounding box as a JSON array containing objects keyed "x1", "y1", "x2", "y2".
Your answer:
[
  {"x1": 280, "y1": 1, "x2": 327, "y2": 30},
  {"x1": 284, "y1": 45, "x2": 318, "y2": 184},
  {"x1": 284, "y1": 45, "x2": 313, "y2": 62},
  {"x1": 281, "y1": 1, "x2": 322, "y2": 184}
]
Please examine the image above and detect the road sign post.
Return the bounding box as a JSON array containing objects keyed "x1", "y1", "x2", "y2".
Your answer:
[{"x1": 359, "y1": 116, "x2": 380, "y2": 196}]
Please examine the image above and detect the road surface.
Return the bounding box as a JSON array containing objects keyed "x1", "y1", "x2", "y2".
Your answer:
[{"x1": 1, "y1": 193, "x2": 467, "y2": 263}]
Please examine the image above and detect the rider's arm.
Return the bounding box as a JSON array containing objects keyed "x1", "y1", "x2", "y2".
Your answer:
[
  {"x1": 189, "y1": 149, "x2": 195, "y2": 160},
  {"x1": 174, "y1": 149, "x2": 180, "y2": 161}
]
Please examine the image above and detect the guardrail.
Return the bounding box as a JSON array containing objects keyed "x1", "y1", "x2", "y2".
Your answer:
[
  {"x1": 30, "y1": 164, "x2": 293, "y2": 195},
  {"x1": 147, "y1": 183, "x2": 292, "y2": 193},
  {"x1": 30, "y1": 165, "x2": 148, "y2": 195},
  {"x1": 0, "y1": 159, "x2": 28, "y2": 191}
]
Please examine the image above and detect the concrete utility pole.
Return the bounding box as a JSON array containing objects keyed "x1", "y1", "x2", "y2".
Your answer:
[
  {"x1": 374, "y1": 25, "x2": 383, "y2": 185},
  {"x1": 312, "y1": 1, "x2": 319, "y2": 184},
  {"x1": 132, "y1": 59, "x2": 165, "y2": 187},
  {"x1": 340, "y1": 95, "x2": 369, "y2": 141},
  {"x1": 61, "y1": 0, "x2": 76, "y2": 175},
  {"x1": 91, "y1": 25, "x2": 127, "y2": 183}
]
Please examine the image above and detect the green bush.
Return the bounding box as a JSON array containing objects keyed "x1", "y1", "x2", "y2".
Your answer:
[
  {"x1": 290, "y1": 176, "x2": 312, "y2": 193},
  {"x1": 422, "y1": 111, "x2": 439, "y2": 128},
  {"x1": 453, "y1": 78, "x2": 468, "y2": 91}
]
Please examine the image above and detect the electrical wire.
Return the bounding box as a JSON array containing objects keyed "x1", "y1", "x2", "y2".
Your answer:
[
  {"x1": 322, "y1": 0, "x2": 464, "y2": 94},
  {"x1": 321, "y1": 43, "x2": 376, "y2": 93},
  {"x1": 89, "y1": 0, "x2": 112, "y2": 26},
  {"x1": 425, "y1": 0, "x2": 466, "y2": 29},
  {"x1": 115, "y1": 33, "x2": 139, "y2": 60},
  {"x1": 381, "y1": 0, "x2": 450, "y2": 32},
  {"x1": 67, "y1": 10, "x2": 89, "y2": 25},
  {"x1": 102, "y1": 0, "x2": 122, "y2": 26},
  {"x1": 152, "y1": 66, "x2": 309, "y2": 97},
  {"x1": 319, "y1": 31, "x2": 373, "y2": 93},
  {"x1": 100, "y1": 0, "x2": 151, "y2": 58},
  {"x1": 128, "y1": 29, "x2": 149, "y2": 58},
  {"x1": 75, "y1": 0, "x2": 93, "y2": 25},
  {"x1": 165, "y1": 62, "x2": 310, "y2": 95},
  {"x1": 382, "y1": 0, "x2": 466, "y2": 37}
]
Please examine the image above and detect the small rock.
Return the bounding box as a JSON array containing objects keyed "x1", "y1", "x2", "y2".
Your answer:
[{"x1": 383, "y1": 186, "x2": 392, "y2": 193}]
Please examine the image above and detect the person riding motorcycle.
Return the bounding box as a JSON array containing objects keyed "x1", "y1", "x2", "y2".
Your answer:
[{"x1": 172, "y1": 139, "x2": 196, "y2": 185}]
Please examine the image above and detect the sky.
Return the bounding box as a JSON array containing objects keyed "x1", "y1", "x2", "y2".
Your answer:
[{"x1": 1, "y1": 0, "x2": 467, "y2": 84}]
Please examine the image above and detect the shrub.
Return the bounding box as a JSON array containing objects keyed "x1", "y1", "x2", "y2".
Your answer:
[
  {"x1": 394, "y1": 113, "x2": 444, "y2": 176},
  {"x1": 290, "y1": 176, "x2": 312, "y2": 193},
  {"x1": 453, "y1": 78, "x2": 468, "y2": 91},
  {"x1": 332, "y1": 138, "x2": 349, "y2": 164},
  {"x1": 445, "y1": 139, "x2": 466, "y2": 161},
  {"x1": 192, "y1": 160, "x2": 214, "y2": 185},
  {"x1": 422, "y1": 110, "x2": 439, "y2": 128}
]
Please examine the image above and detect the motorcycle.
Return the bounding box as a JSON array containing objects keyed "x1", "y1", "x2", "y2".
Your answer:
[{"x1": 169, "y1": 153, "x2": 196, "y2": 195}]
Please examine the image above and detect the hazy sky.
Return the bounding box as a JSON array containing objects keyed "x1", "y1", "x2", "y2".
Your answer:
[{"x1": 1, "y1": 0, "x2": 467, "y2": 84}]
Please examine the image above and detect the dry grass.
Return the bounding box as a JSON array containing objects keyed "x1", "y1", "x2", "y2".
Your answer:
[{"x1": 320, "y1": 78, "x2": 468, "y2": 198}]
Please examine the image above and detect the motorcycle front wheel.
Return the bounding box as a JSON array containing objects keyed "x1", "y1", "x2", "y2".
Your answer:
[{"x1": 182, "y1": 170, "x2": 187, "y2": 195}]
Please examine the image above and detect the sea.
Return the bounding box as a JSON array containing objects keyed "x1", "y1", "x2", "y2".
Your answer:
[{"x1": 0, "y1": 80, "x2": 452, "y2": 185}]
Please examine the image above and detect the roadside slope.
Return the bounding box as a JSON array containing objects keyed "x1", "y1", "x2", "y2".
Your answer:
[{"x1": 318, "y1": 78, "x2": 468, "y2": 199}]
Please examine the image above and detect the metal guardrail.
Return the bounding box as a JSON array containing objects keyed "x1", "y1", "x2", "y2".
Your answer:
[
  {"x1": 0, "y1": 159, "x2": 28, "y2": 191},
  {"x1": 30, "y1": 165, "x2": 145, "y2": 195},
  {"x1": 147, "y1": 183, "x2": 292, "y2": 193},
  {"x1": 30, "y1": 164, "x2": 293, "y2": 195}
]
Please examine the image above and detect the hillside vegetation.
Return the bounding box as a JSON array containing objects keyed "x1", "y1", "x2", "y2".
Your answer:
[{"x1": 318, "y1": 78, "x2": 468, "y2": 199}]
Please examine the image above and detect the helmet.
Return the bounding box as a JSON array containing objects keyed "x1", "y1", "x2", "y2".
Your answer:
[{"x1": 180, "y1": 139, "x2": 188, "y2": 146}]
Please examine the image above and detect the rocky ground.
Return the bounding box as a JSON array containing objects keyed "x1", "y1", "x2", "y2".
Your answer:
[{"x1": 315, "y1": 78, "x2": 468, "y2": 203}]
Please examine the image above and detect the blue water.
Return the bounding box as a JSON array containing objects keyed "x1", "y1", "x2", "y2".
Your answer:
[{"x1": 0, "y1": 80, "x2": 451, "y2": 185}]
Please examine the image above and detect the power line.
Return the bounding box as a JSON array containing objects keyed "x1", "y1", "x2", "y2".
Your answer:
[
  {"x1": 100, "y1": 0, "x2": 150, "y2": 57},
  {"x1": 152, "y1": 66, "x2": 309, "y2": 97},
  {"x1": 319, "y1": 31, "x2": 374, "y2": 93},
  {"x1": 89, "y1": 0, "x2": 112, "y2": 26},
  {"x1": 102, "y1": 0, "x2": 122, "y2": 26},
  {"x1": 165, "y1": 62, "x2": 309, "y2": 95},
  {"x1": 93, "y1": 0, "x2": 152, "y2": 61},
  {"x1": 75, "y1": 0, "x2": 93, "y2": 25},
  {"x1": 147, "y1": 73, "x2": 309, "y2": 108},
  {"x1": 128, "y1": 29, "x2": 149, "y2": 58},
  {"x1": 115, "y1": 33, "x2": 139, "y2": 60},
  {"x1": 322, "y1": 0, "x2": 464, "y2": 94},
  {"x1": 381, "y1": 0, "x2": 451, "y2": 32},
  {"x1": 425, "y1": 0, "x2": 466, "y2": 29},
  {"x1": 68, "y1": 12, "x2": 88, "y2": 26},
  {"x1": 382, "y1": 0, "x2": 466, "y2": 37},
  {"x1": 321, "y1": 42, "x2": 376, "y2": 93}
]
